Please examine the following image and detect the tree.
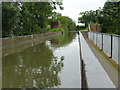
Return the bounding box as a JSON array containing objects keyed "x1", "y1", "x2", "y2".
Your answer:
[
  {"x1": 78, "y1": 1, "x2": 120, "y2": 34},
  {"x1": 99, "y1": 2, "x2": 120, "y2": 34},
  {"x1": 2, "y1": 2, "x2": 20, "y2": 37},
  {"x1": 78, "y1": 10, "x2": 97, "y2": 27},
  {"x1": 57, "y1": 16, "x2": 76, "y2": 31},
  {"x1": 2, "y1": 1, "x2": 63, "y2": 37}
]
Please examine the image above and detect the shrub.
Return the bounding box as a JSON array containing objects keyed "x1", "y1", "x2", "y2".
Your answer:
[{"x1": 49, "y1": 28, "x2": 63, "y2": 32}]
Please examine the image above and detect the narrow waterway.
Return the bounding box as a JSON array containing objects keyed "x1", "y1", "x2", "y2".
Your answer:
[{"x1": 2, "y1": 32, "x2": 81, "y2": 88}]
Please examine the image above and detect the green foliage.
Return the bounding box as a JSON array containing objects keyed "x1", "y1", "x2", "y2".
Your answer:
[
  {"x1": 99, "y1": 2, "x2": 120, "y2": 34},
  {"x1": 86, "y1": 27, "x2": 89, "y2": 31},
  {"x1": 2, "y1": 2, "x2": 20, "y2": 37},
  {"x1": 48, "y1": 12, "x2": 62, "y2": 25},
  {"x1": 76, "y1": 25, "x2": 86, "y2": 30},
  {"x1": 78, "y1": 1, "x2": 120, "y2": 35},
  {"x1": 2, "y1": 2, "x2": 63, "y2": 37},
  {"x1": 49, "y1": 15, "x2": 76, "y2": 32},
  {"x1": 78, "y1": 10, "x2": 98, "y2": 27},
  {"x1": 50, "y1": 28, "x2": 63, "y2": 32},
  {"x1": 57, "y1": 16, "x2": 76, "y2": 31}
]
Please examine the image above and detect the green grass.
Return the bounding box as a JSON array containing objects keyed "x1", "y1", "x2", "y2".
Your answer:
[
  {"x1": 79, "y1": 29, "x2": 88, "y2": 31},
  {"x1": 49, "y1": 28, "x2": 63, "y2": 32}
]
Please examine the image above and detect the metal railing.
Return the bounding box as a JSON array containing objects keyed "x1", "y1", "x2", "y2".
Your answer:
[{"x1": 88, "y1": 32, "x2": 120, "y2": 65}]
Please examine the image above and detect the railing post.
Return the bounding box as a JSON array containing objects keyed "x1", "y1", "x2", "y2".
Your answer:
[
  {"x1": 96, "y1": 32, "x2": 97, "y2": 46},
  {"x1": 92, "y1": 32, "x2": 94, "y2": 41},
  {"x1": 110, "y1": 35, "x2": 113, "y2": 58},
  {"x1": 101, "y1": 33, "x2": 103, "y2": 50}
]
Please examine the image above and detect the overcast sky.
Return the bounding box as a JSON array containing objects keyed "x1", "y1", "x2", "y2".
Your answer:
[{"x1": 55, "y1": 0, "x2": 107, "y2": 25}]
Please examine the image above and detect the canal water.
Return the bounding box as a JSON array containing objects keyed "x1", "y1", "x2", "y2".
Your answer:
[{"x1": 2, "y1": 32, "x2": 81, "y2": 88}]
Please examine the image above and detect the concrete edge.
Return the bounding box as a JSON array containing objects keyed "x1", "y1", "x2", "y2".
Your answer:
[{"x1": 80, "y1": 31, "x2": 116, "y2": 88}]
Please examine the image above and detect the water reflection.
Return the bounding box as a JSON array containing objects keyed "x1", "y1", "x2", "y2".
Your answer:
[
  {"x1": 3, "y1": 43, "x2": 64, "y2": 88},
  {"x1": 50, "y1": 32, "x2": 76, "y2": 48},
  {"x1": 2, "y1": 32, "x2": 77, "y2": 88}
]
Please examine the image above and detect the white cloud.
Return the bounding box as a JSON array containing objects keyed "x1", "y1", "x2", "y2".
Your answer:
[{"x1": 55, "y1": 0, "x2": 107, "y2": 25}]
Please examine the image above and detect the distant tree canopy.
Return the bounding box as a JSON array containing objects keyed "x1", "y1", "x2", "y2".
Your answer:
[
  {"x1": 78, "y1": 10, "x2": 98, "y2": 27},
  {"x1": 49, "y1": 16, "x2": 76, "y2": 31},
  {"x1": 57, "y1": 16, "x2": 76, "y2": 31},
  {"x1": 76, "y1": 25, "x2": 86, "y2": 30},
  {"x1": 2, "y1": 2, "x2": 64, "y2": 37},
  {"x1": 78, "y1": 1, "x2": 120, "y2": 34}
]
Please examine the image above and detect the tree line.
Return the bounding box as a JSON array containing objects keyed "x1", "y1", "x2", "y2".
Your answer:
[
  {"x1": 2, "y1": 2, "x2": 76, "y2": 38},
  {"x1": 49, "y1": 15, "x2": 76, "y2": 32},
  {"x1": 78, "y1": 1, "x2": 120, "y2": 34}
]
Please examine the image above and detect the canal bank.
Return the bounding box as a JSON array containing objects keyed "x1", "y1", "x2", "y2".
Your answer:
[{"x1": 2, "y1": 32, "x2": 61, "y2": 57}]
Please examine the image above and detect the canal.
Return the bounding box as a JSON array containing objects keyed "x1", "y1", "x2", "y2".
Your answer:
[{"x1": 2, "y1": 32, "x2": 81, "y2": 88}]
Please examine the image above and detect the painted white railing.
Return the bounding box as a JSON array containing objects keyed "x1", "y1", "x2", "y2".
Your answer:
[{"x1": 88, "y1": 32, "x2": 120, "y2": 65}]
